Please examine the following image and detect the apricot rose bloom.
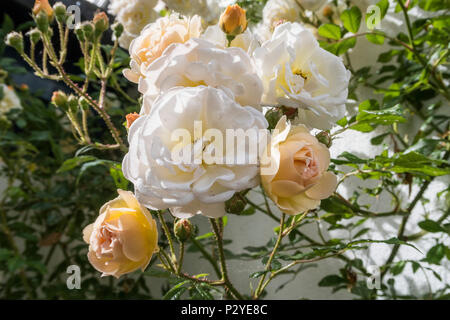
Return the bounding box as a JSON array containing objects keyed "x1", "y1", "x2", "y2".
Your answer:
[
  {"x1": 123, "y1": 14, "x2": 202, "y2": 83},
  {"x1": 261, "y1": 116, "x2": 337, "y2": 215},
  {"x1": 83, "y1": 190, "x2": 158, "y2": 278}
]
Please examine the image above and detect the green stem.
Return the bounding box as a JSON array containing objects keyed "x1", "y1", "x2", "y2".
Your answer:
[
  {"x1": 209, "y1": 218, "x2": 244, "y2": 300},
  {"x1": 253, "y1": 213, "x2": 286, "y2": 299}
]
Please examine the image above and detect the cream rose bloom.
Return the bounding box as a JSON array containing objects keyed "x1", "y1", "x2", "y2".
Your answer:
[
  {"x1": 253, "y1": 22, "x2": 351, "y2": 130},
  {"x1": 83, "y1": 189, "x2": 158, "y2": 278},
  {"x1": 122, "y1": 86, "x2": 268, "y2": 218},
  {"x1": 123, "y1": 14, "x2": 202, "y2": 83},
  {"x1": 165, "y1": 0, "x2": 222, "y2": 25},
  {"x1": 109, "y1": 0, "x2": 159, "y2": 49},
  {"x1": 261, "y1": 116, "x2": 337, "y2": 215},
  {"x1": 138, "y1": 38, "x2": 263, "y2": 114}
]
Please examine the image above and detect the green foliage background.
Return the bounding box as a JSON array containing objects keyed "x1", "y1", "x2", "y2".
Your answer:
[{"x1": 1, "y1": 0, "x2": 449, "y2": 299}]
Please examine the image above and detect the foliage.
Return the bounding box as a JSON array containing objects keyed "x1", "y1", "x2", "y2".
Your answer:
[{"x1": 1, "y1": 0, "x2": 450, "y2": 300}]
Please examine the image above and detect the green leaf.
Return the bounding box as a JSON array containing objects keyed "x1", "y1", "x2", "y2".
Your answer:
[
  {"x1": 371, "y1": 133, "x2": 390, "y2": 145},
  {"x1": 341, "y1": 7, "x2": 362, "y2": 33},
  {"x1": 318, "y1": 23, "x2": 341, "y2": 40},
  {"x1": 391, "y1": 261, "x2": 406, "y2": 275},
  {"x1": 419, "y1": 0, "x2": 448, "y2": 11},
  {"x1": 418, "y1": 220, "x2": 445, "y2": 233},
  {"x1": 366, "y1": 33, "x2": 385, "y2": 45},
  {"x1": 424, "y1": 244, "x2": 446, "y2": 265},
  {"x1": 163, "y1": 280, "x2": 190, "y2": 300},
  {"x1": 318, "y1": 275, "x2": 346, "y2": 287},
  {"x1": 57, "y1": 156, "x2": 97, "y2": 173}
]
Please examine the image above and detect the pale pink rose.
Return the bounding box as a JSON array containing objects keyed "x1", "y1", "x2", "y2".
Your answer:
[
  {"x1": 261, "y1": 116, "x2": 337, "y2": 215},
  {"x1": 83, "y1": 189, "x2": 158, "y2": 278},
  {"x1": 123, "y1": 14, "x2": 202, "y2": 83}
]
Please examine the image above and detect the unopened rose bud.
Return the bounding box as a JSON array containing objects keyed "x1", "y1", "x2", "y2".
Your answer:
[
  {"x1": 53, "y1": 2, "x2": 67, "y2": 23},
  {"x1": 174, "y1": 219, "x2": 193, "y2": 242},
  {"x1": 315, "y1": 131, "x2": 332, "y2": 148},
  {"x1": 33, "y1": 0, "x2": 53, "y2": 19},
  {"x1": 51, "y1": 91, "x2": 68, "y2": 111},
  {"x1": 112, "y1": 22, "x2": 124, "y2": 39},
  {"x1": 5, "y1": 32, "x2": 24, "y2": 54},
  {"x1": 35, "y1": 11, "x2": 50, "y2": 33},
  {"x1": 20, "y1": 84, "x2": 29, "y2": 91},
  {"x1": 67, "y1": 95, "x2": 78, "y2": 113},
  {"x1": 79, "y1": 96, "x2": 89, "y2": 111},
  {"x1": 219, "y1": 4, "x2": 247, "y2": 36},
  {"x1": 126, "y1": 112, "x2": 140, "y2": 128},
  {"x1": 265, "y1": 107, "x2": 284, "y2": 130},
  {"x1": 80, "y1": 22, "x2": 94, "y2": 41},
  {"x1": 27, "y1": 28, "x2": 41, "y2": 44},
  {"x1": 322, "y1": 5, "x2": 333, "y2": 19},
  {"x1": 225, "y1": 193, "x2": 247, "y2": 214},
  {"x1": 93, "y1": 11, "x2": 109, "y2": 35},
  {"x1": 74, "y1": 25, "x2": 85, "y2": 42}
]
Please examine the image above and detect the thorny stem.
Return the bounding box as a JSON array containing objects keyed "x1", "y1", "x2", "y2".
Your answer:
[
  {"x1": 253, "y1": 213, "x2": 286, "y2": 299},
  {"x1": 209, "y1": 218, "x2": 244, "y2": 300}
]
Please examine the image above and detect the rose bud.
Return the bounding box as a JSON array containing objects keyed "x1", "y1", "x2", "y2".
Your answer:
[
  {"x1": 93, "y1": 11, "x2": 109, "y2": 35},
  {"x1": 67, "y1": 95, "x2": 78, "y2": 113},
  {"x1": 51, "y1": 90, "x2": 68, "y2": 111},
  {"x1": 26, "y1": 28, "x2": 41, "y2": 45},
  {"x1": 322, "y1": 5, "x2": 334, "y2": 19},
  {"x1": 260, "y1": 116, "x2": 337, "y2": 215},
  {"x1": 126, "y1": 112, "x2": 140, "y2": 129},
  {"x1": 53, "y1": 2, "x2": 67, "y2": 23},
  {"x1": 315, "y1": 131, "x2": 332, "y2": 148},
  {"x1": 173, "y1": 219, "x2": 193, "y2": 242},
  {"x1": 219, "y1": 4, "x2": 248, "y2": 36},
  {"x1": 225, "y1": 193, "x2": 247, "y2": 214},
  {"x1": 78, "y1": 96, "x2": 90, "y2": 111},
  {"x1": 83, "y1": 190, "x2": 159, "y2": 278},
  {"x1": 111, "y1": 22, "x2": 124, "y2": 39},
  {"x1": 35, "y1": 11, "x2": 50, "y2": 33},
  {"x1": 5, "y1": 32, "x2": 24, "y2": 54},
  {"x1": 32, "y1": 0, "x2": 54, "y2": 19}
]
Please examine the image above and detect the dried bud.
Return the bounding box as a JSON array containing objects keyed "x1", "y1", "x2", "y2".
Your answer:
[
  {"x1": 126, "y1": 112, "x2": 140, "y2": 128},
  {"x1": 53, "y1": 2, "x2": 67, "y2": 23},
  {"x1": 112, "y1": 22, "x2": 124, "y2": 39},
  {"x1": 93, "y1": 11, "x2": 109, "y2": 34},
  {"x1": 174, "y1": 219, "x2": 193, "y2": 242},
  {"x1": 35, "y1": 11, "x2": 50, "y2": 33},
  {"x1": 5, "y1": 32, "x2": 24, "y2": 54},
  {"x1": 33, "y1": 0, "x2": 54, "y2": 19},
  {"x1": 322, "y1": 5, "x2": 334, "y2": 19},
  {"x1": 51, "y1": 91, "x2": 68, "y2": 111},
  {"x1": 26, "y1": 28, "x2": 41, "y2": 45},
  {"x1": 67, "y1": 95, "x2": 78, "y2": 113},
  {"x1": 219, "y1": 4, "x2": 247, "y2": 36},
  {"x1": 225, "y1": 193, "x2": 247, "y2": 214},
  {"x1": 315, "y1": 131, "x2": 332, "y2": 148}
]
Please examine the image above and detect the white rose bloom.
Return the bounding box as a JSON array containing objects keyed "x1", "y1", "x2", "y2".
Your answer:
[
  {"x1": 201, "y1": 25, "x2": 260, "y2": 55},
  {"x1": 0, "y1": 84, "x2": 22, "y2": 121},
  {"x1": 108, "y1": 0, "x2": 159, "y2": 49},
  {"x1": 263, "y1": 0, "x2": 300, "y2": 28},
  {"x1": 138, "y1": 38, "x2": 263, "y2": 114},
  {"x1": 253, "y1": 22, "x2": 350, "y2": 130},
  {"x1": 123, "y1": 14, "x2": 202, "y2": 83},
  {"x1": 297, "y1": 0, "x2": 327, "y2": 11},
  {"x1": 122, "y1": 86, "x2": 268, "y2": 218},
  {"x1": 164, "y1": 0, "x2": 223, "y2": 25}
]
